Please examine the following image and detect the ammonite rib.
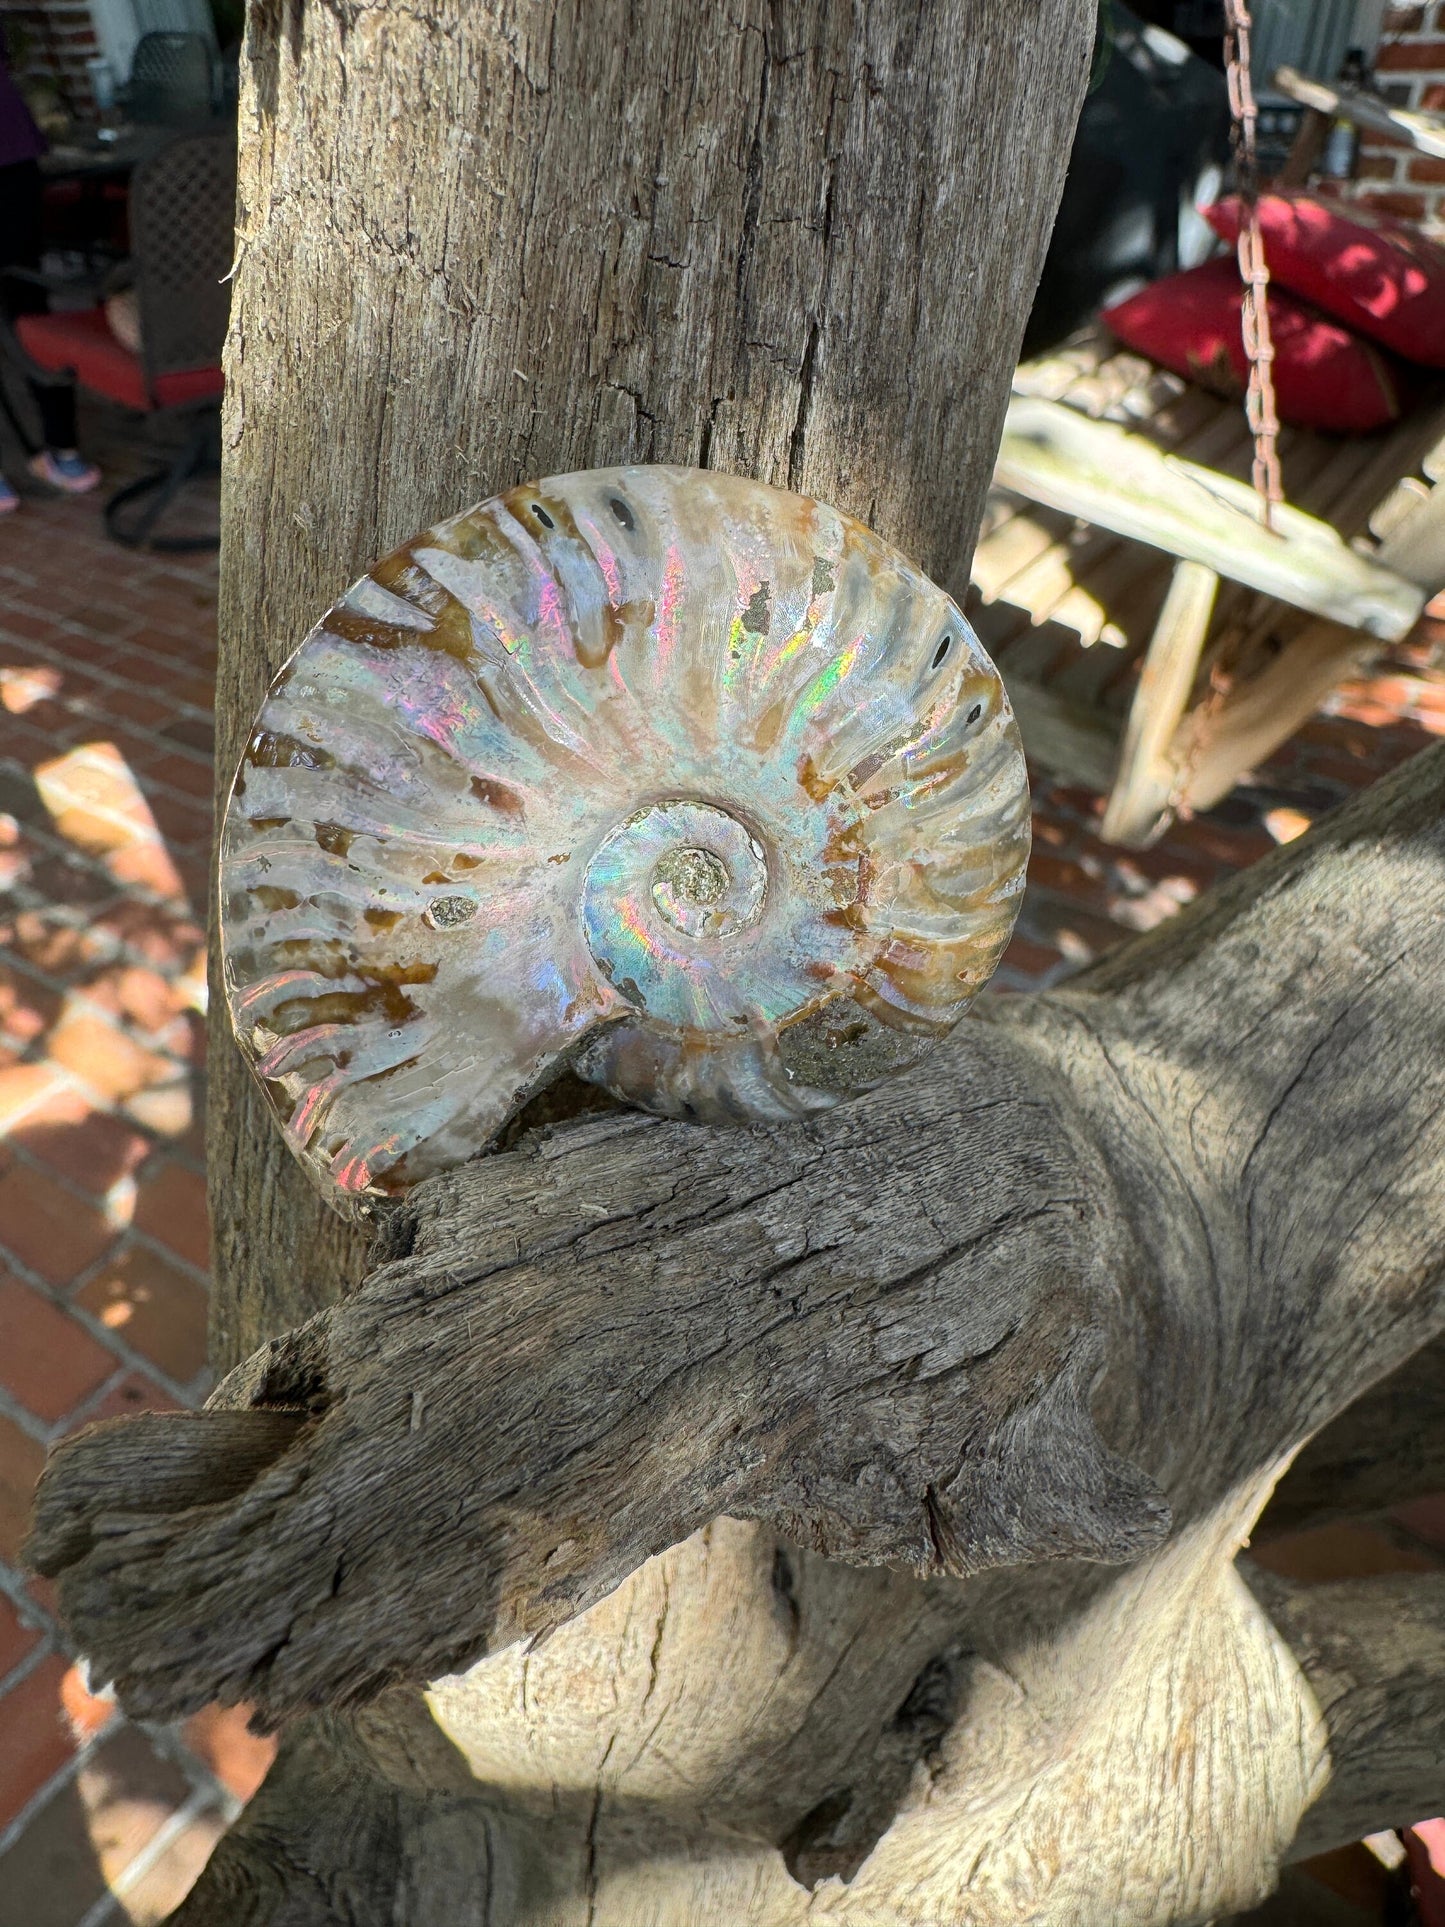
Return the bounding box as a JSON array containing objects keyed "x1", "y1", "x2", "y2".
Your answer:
[{"x1": 220, "y1": 465, "x2": 1030, "y2": 1216}]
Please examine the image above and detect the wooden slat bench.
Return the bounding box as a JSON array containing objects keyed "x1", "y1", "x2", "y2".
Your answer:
[{"x1": 972, "y1": 332, "x2": 1445, "y2": 845}]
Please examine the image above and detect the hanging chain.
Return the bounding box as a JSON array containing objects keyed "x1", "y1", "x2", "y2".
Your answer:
[{"x1": 1223, "y1": 0, "x2": 1283, "y2": 530}]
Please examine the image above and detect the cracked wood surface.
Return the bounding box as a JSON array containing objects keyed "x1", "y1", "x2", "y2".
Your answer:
[
  {"x1": 35, "y1": 1024, "x2": 1170, "y2": 1721},
  {"x1": 33, "y1": 736, "x2": 1445, "y2": 1924},
  {"x1": 62, "y1": 0, "x2": 1440, "y2": 1915}
]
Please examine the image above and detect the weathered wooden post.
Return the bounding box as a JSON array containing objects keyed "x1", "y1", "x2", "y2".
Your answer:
[
  {"x1": 204, "y1": 0, "x2": 1091, "y2": 1365},
  {"x1": 24, "y1": 3, "x2": 1445, "y2": 1921}
]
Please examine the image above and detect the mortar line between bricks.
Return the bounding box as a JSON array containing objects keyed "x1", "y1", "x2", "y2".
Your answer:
[
  {"x1": 42, "y1": 1289, "x2": 211, "y2": 1412},
  {"x1": 0, "y1": 1054, "x2": 96, "y2": 1122},
  {"x1": 0, "y1": 608, "x2": 219, "y2": 706},
  {"x1": 0, "y1": 1040, "x2": 190, "y2": 1125},
  {"x1": 120, "y1": 1227, "x2": 214, "y2": 1294},
  {"x1": 0, "y1": 1376, "x2": 85, "y2": 1446},
  {"x1": 0, "y1": 1240, "x2": 211, "y2": 1413},
  {"x1": 10, "y1": 968, "x2": 203, "y2": 1056},
  {"x1": 0, "y1": 799, "x2": 94, "y2": 870},
  {"x1": 78, "y1": 1785, "x2": 222, "y2": 1924},
  {"x1": 0, "y1": 1089, "x2": 183, "y2": 1187},
  {"x1": 42, "y1": 1363, "x2": 157, "y2": 1443},
  {"x1": 1, "y1": 745, "x2": 217, "y2": 837},
  {"x1": 47, "y1": 718, "x2": 218, "y2": 781},
  {"x1": 0, "y1": 1563, "x2": 60, "y2": 1642},
  {"x1": 71, "y1": 1901, "x2": 123, "y2": 1927},
  {"x1": 5, "y1": 877, "x2": 139, "y2": 933},
  {"x1": 146, "y1": 1719, "x2": 244, "y2": 1828},
  {"x1": 1, "y1": 861, "x2": 130, "y2": 914},
  {"x1": 3, "y1": 882, "x2": 204, "y2": 940},
  {"x1": 0, "y1": 1621, "x2": 240, "y2": 1877},
  {"x1": 0, "y1": 886, "x2": 203, "y2": 976},
  {"x1": 0, "y1": 1133, "x2": 172, "y2": 1223},
  {"x1": 0, "y1": 652, "x2": 217, "y2": 736},
  {"x1": 59, "y1": 1213, "x2": 215, "y2": 1301}
]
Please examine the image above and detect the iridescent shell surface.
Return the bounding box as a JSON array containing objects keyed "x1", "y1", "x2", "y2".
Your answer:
[{"x1": 220, "y1": 466, "x2": 1030, "y2": 1214}]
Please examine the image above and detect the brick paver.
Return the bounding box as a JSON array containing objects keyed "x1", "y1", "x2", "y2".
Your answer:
[
  {"x1": 1, "y1": 400, "x2": 1442, "y2": 1920},
  {"x1": 0, "y1": 411, "x2": 264, "y2": 1920}
]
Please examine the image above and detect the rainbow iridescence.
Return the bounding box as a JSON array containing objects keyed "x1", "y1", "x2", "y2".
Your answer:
[{"x1": 219, "y1": 466, "x2": 1030, "y2": 1214}]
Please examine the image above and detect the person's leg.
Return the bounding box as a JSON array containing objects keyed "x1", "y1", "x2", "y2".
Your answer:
[
  {"x1": 34, "y1": 381, "x2": 76, "y2": 448},
  {"x1": 0, "y1": 157, "x2": 44, "y2": 465},
  {"x1": 29, "y1": 378, "x2": 98, "y2": 492},
  {"x1": 0, "y1": 158, "x2": 44, "y2": 283},
  {"x1": 0, "y1": 380, "x2": 25, "y2": 507},
  {"x1": 0, "y1": 160, "x2": 34, "y2": 502},
  {"x1": 0, "y1": 158, "x2": 99, "y2": 490}
]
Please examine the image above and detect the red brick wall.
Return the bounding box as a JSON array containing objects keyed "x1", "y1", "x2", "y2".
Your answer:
[
  {"x1": 1332, "y1": 2, "x2": 1445, "y2": 234},
  {"x1": 0, "y1": 0, "x2": 101, "y2": 123}
]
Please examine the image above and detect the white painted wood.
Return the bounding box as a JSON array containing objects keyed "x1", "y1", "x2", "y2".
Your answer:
[
  {"x1": 996, "y1": 397, "x2": 1425, "y2": 641},
  {"x1": 1101, "y1": 558, "x2": 1219, "y2": 847}
]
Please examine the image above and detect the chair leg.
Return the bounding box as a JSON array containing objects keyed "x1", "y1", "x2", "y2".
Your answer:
[{"x1": 104, "y1": 413, "x2": 218, "y2": 553}]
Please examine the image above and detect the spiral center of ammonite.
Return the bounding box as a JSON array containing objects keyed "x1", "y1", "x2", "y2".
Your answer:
[
  {"x1": 655, "y1": 845, "x2": 727, "y2": 905},
  {"x1": 646, "y1": 805, "x2": 767, "y2": 939},
  {"x1": 652, "y1": 845, "x2": 730, "y2": 933},
  {"x1": 582, "y1": 799, "x2": 768, "y2": 994}
]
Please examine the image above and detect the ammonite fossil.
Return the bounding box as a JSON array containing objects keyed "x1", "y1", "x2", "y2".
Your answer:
[{"x1": 220, "y1": 465, "x2": 1030, "y2": 1215}]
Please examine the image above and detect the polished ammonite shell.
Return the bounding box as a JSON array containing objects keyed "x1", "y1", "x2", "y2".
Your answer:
[{"x1": 220, "y1": 465, "x2": 1030, "y2": 1214}]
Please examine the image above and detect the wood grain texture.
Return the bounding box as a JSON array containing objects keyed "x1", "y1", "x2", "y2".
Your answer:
[
  {"x1": 994, "y1": 398, "x2": 1425, "y2": 640},
  {"x1": 1244, "y1": 1566, "x2": 1445, "y2": 1860},
  {"x1": 209, "y1": 0, "x2": 1092, "y2": 1365},
  {"x1": 36, "y1": 1022, "x2": 1169, "y2": 1723},
  {"x1": 1099, "y1": 557, "x2": 1217, "y2": 845},
  {"x1": 34, "y1": 741, "x2": 1445, "y2": 1924},
  {"x1": 109, "y1": 0, "x2": 1445, "y2": 1917},
  {"x1": 1259, "y1": 1334, "x2": 1445, "y2": 1539}
]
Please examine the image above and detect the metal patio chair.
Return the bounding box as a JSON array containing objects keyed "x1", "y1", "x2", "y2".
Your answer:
[
  {"x1": 125, "y1": 30, "x2": 216, "y2": 127},
  {"x1": 6, "y1": 125, "x2": 234, "y2": 551}
]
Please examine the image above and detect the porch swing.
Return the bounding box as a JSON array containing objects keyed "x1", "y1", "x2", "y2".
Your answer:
[{"x1": 978, "y1": 12, "x2": 1445, "y2": 847}]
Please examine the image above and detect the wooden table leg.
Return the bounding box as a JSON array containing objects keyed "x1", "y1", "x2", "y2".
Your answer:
[
  {"x1": 1101, "y1": 559, "x2": 1219, "y2": 847},
  {"x1": 1178, "y1": 617, "x2": 1376, "y2": 821}
]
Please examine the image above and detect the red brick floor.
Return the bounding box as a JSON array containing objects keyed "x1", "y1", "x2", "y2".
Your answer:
[
  {"x1": 0, "y1": 410, "x2": 271, "y2": 1924},
  {"x1": 0, "y1": 405, "x2": 1442, "y2": 1920}
]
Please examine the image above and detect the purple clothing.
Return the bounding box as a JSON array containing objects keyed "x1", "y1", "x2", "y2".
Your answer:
[{"x1": 0, "y1": 52, "x2": 45, "y2": 171}]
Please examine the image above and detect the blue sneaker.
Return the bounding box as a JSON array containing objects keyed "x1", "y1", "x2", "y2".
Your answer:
[{"x1": 29, "y1": 449, "x2": 101, "y2": 495}]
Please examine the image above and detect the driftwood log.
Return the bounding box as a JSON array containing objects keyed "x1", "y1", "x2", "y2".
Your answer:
[
  {"x1": 23, "y1": 2, "x2": 1445, "y2": 1921},
  {"x1": 30, "y1": 741, "x2": 1445, "y2": 1922}
]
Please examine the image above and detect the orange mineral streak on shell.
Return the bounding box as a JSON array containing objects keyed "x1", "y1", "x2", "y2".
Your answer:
[{"x1": 220, "y1": 465, "x2": 1030, "y2": 1217}]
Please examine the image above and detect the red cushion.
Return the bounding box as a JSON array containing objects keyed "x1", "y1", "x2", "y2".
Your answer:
[
  {"x1": 154, "y1": 364, "x2": 225, "y2": 408},
  {"x1": 1102, "y1": 258, "x2": 1404, "y2": 433},
  {"x1": 15, "y1": 307, "x2": 222, "y2": 412},
  {"x1": 1207, "y1": 193, "x2": 1445, "y2": 368}
]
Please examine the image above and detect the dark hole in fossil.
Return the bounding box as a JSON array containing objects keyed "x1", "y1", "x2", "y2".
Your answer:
[
  {"x1": 932, "y1": 635, "x2": 952, "y2": 670},
  {"x1": 610, "y1": 495, "x2": 636, "y2": 531},
  {"x1": 532, "y1": 504, "x2": 555, "y2": 529}
]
